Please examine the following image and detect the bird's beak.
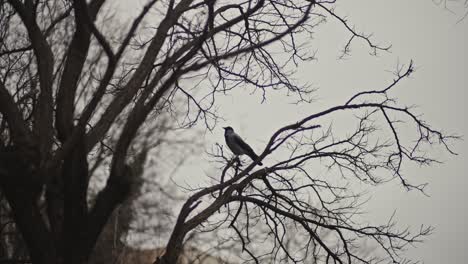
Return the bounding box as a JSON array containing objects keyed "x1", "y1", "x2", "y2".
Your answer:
[{"x1": 223, "y1": 127, "x2": 227, "y2": 129}]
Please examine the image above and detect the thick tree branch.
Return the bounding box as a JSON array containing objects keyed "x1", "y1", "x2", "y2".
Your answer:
[
  {"x1": 55, "y1": 0, "x2": 105, "y2": 142},
  {"x1": 0, "y1": 80, "x2": 32, "y2": 146},
  {"x1": 86, "y1": 0, "x2": 195, "y2": 150},
  {"x1": 7, "y1": 0, "x2": 54, "y2": 161}
]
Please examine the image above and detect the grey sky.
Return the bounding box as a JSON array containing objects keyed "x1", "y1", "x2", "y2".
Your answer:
[
  {"x1": 205, "y1": 1, "x2": 468, "y2": 263},
  {"x1": 114, "y1": 0, "x2": 468, "y2": 262}
]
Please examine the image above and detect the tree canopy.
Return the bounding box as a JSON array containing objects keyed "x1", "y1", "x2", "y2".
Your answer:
[{"x1": 0, "y1": 1, "x2": 459, "y2": 264}]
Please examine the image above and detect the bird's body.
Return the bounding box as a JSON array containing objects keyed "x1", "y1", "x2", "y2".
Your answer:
[{"x1": 224, "y1": 126, "x2": 263, "y2": 165}]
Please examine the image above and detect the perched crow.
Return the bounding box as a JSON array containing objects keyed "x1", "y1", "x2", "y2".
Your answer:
[{"x1": 223, "y1": 126, "x2": 263, "y2": 166}]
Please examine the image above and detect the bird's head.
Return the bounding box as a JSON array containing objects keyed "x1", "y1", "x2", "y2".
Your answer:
[{"x1": 223, "y1": 126, "x2": 234, "y2": 132}]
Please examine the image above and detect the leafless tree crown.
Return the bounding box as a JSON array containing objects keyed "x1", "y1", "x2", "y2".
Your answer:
[{"x1": 0, "y1": 0, "x2": 458, "y2": 264}]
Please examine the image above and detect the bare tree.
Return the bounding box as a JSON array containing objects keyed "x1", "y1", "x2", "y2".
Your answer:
[
  {"x1": 156, "y1": 60, "x2": 457, "y2": 264},
  {"x1": 0, "y1": 0, "x2": 458, "y2": 264}
]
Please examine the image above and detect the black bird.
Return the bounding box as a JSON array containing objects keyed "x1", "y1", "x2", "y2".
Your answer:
[{"x1": 223, "y1": 126, "x2": 263, "y2": 165}]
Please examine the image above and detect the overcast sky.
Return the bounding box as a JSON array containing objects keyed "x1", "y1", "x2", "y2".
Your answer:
[
  {"x1": 115, "y1": 0, "x2": 468, "y2": 262},
  {"x1": 335, "y1": 3, "x2": 468, "y2": 263},
  {"x1": 201, "y1": 1, "x2": 468, "y2": 263}
]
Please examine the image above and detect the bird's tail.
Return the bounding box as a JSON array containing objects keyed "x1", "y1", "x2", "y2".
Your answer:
[{"x1": 248, "y1": 153, "x2": 263, "y2": 166}]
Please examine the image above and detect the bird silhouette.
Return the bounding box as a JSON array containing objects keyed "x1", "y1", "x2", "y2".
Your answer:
[{"x1": 223, "y1": 126, "x2": 263, "y2": 166}]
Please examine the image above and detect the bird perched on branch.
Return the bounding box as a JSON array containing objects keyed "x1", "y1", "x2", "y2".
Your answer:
[{"x1": 223, "y1": 126, "x2": 263, "y2": 166}]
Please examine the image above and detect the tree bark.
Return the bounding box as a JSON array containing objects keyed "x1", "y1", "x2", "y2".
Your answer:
[
  {"x1": 3, "y1": 185, "x2": 57, "y2": 264},
  {"x1": 0, "y1": 149, "x2": 56, "y2": 264},
  {"x1": 63, "y1": 139, "x2": 89, "y2": 264}
]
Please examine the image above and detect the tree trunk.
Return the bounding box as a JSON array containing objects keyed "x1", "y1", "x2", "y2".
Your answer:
[
  {"x1": 0, "y1": 148, "x2": 57, "y2": 264},
  {"x1": 63, "y1": 140, "x2": 90, "y2": 264},
  {"x1": 3, "y1": 176, "x2": 57, "y2": 264},
  {"x1": 155, "y1": 231, "x2": 185, "y2": 264}
]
